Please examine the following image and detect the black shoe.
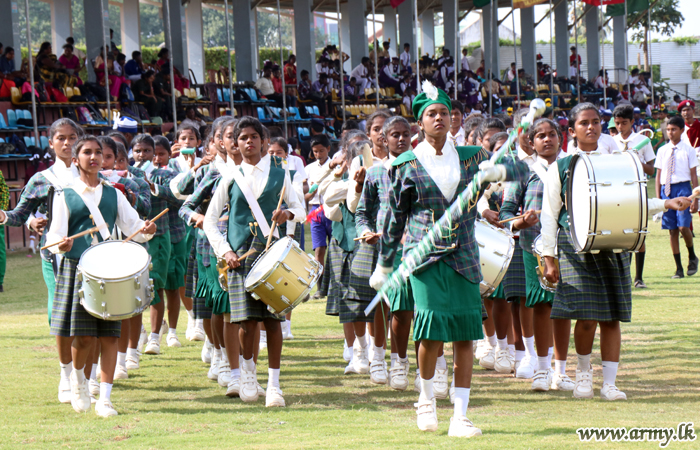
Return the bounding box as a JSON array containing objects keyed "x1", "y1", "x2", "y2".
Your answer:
[
  {"x1": 0, "y1": 284, "x2": 3, "y2": 292},
  {"x1": 687, "y1": 257, "x2": 699, "y2": 276},
  {"x1": 672, "y1": 270, "x2": 684, "y2": 279},
  {"x1": 634, "y1": 279, "x2": 648, "y2": 289}
]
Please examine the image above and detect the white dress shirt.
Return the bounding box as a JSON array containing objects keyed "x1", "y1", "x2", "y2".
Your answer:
[
  {"x1": 400, "y1": 51, "x2": 410, "y2": 69},
  {"x1": 51, "y1": 159, "x2": 81, "y2": 186},
  {"x1": 461, "y1": 56, "x2": 470, "y2": 72},
  {"x1": 203, "y1": 155, "x2": 305, "y2": 258},
  {"x1": 413, "y1": 139, "x2": 461, "y2": 202},
  {"x1": 448, "y1": 127, "x2": 467, "y2": 147},
  {"x1": 346, "y1": 152, "x2": 387, "y2": 213},
  {"x1": 540, "y1": 157, "x2": 668, "y2": 257},
  {"x1": 612, "y1": 132, "x2": 655, "y2": 164},
  {"x1": 46, "y1": 179, "x2": 152, "y2": 254},
  {"x1": 654, "y1": 141, "x2": 699, "y2": 184},
  {"x1": 287, "y1": 154, "x2": 308, "y2": 181},
  {"x1": 306, "y1": 158, "x2": 331, "y2": 205}
]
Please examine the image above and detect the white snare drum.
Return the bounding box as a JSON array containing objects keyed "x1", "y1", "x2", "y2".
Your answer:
[
  {"x1": 567, "y1": 151, "x2": 648, "y2": 253},
  {"x1": 78, "y1": 241, "x2": 154, "y2": 321},
  {"x1": 532, "y1": 234, "x2": 558, "y2": 293},
  {"x1": 475, "y1": 218, "x2": 515, "y2": 298},
  {"x1": 244, "y1": 237, "x2": 323, "y2": 315}
]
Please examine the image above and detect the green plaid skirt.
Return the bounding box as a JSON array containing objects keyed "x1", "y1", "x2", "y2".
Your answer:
[
  {"x1": 50, "y1": 257, "x2": 121, "y2": 338},
  {"x1": 185, "y1": 237, "x2": 198, "y2": 299},
  {"x1": 503, "y1": 244, "x2": 526, "y2": 300},
  {"x1": 489, "y1": 282, "x2": 506, "y2": 300},
  {"x1": 348, "y1": 242, "x2": 378, "y2": 300},
  {"x1": 388, "y1": 246, "x2": 414, "y2": 313},
  {"x1": 147, "y1": 232, "x2": 171, "y2": 305},
  {"x1": 325, "y1": 239, "x2": 348, "y2": 316},
  {"x1": 227, "y1": 236, "x2": 284, "y2": 323},
  {"x1": 165, "y1": 237, "x2": 188, "y2": 290},
  {"x1": 552, "y1": 231, "x2": 632, "y2": 322},
  {"x1": 523, "y1": 249, "x2": 554, "y2": 307},
  {"x1": 207, "y1": 255, "x2": 229, "y2": 315},
  {"x1": 194, "y1": 255, "x2": 213, "y2": 320}
]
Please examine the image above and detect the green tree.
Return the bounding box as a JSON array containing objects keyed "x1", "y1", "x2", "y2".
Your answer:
[
  {"x1": 627, "y1": 0, "x2": 684, "y2": 70},
  {"x1": 257, "y1": 9, "x2": 293, "y2": 49},
  {"x1": 203, "y1": 6, "x2": 234, "y2": 48}
]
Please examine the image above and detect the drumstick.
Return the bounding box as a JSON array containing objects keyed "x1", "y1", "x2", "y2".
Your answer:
[
  {"x1": 238, "y1": 248, "x2": 257, "y2": 261},
  {"x1": 40, "y1": 223, "x2": 107, "y2": 250},
  {"x1": 122, "y1": 208, "x2": 169, "y2": 245},
  {"x1": 498, "y1": 210, "x2": 541, "y2": 224},
  {"x1": 266, "y1": 186, "x2": 287, "y2": 251},
  {"x1": 354, "y1": 232, "x2": 383, "y2": 241}
]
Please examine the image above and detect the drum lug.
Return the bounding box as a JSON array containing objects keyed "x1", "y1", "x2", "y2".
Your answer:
[
  {"x1": 589, "y1": 181, "x2": 611, "y2": 187},
  {"x1": 587, "y1": 230, "x2": 611, "y2": 236},
  {"x1": 292, "y1": 246, "x2": 303, "y2": 255},
  {"x1": 264, "y1": 282, "x2": 274, "y2": 291},
  {"x1": 135, "y1": 296, "x2": 142, "y2": 304},
  {"x1": 101, "y1": 302, "x2": 108, "y2": 320},
  {"x1": 280, "y1": 295, "x2": 292, "y2": 307},
  {"x1": 99, "y1": 280, "x2": 106, "y2": 294},
  {"x1": 134, "y1": 276, "x2": 141, "y2": 289},
  {"x1": 297, "y1": 276, "x2": 309, "y2": 286},
  {"x1": 281, "y1": 263, "x2": 292, "y2": 272},
  {"x1": 77, "y1": 272, "x2": 83, "y2": 282},
  {"x1": 624, "y1": 180, "x2": 646, "y2": 185},
  {"x1": 78, "y1": 289, "x2": 84, "y2": 299},
  {"x1": 149, "y1": 263, "x2": 153, "y2": 271},
  {"x1": 251, "y1": 292, "x2": 261, "y2": 300}
]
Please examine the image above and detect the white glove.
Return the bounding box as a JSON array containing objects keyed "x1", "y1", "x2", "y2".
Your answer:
[
  {"x1": 481, "y1": 165, "x2": 507, "y2": 183},
  {"x1": 369, "y1": 264, "x2": 393, "y2": 291},
  {"x1": 478, "y1": 160, "x2": 494, "y2": 171}
]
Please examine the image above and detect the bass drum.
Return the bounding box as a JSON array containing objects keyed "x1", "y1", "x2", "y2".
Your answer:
[
  {"x1": 532, "y1": 234, "x2": 558, "y2": 293},
  {"x1": 475, "y1": 218, "x2": 515, "y2": 298},
  {"x1": 567, "y1": 151, "x2": 648, "y2": 253},
  {"x1": 78, "y1": 241, "x2": 154, "y2": 320}
]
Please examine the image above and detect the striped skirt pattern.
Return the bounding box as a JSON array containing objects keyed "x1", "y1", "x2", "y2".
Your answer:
[{"x1": 502, "y1": 244, "x2": 526, "y2": 300}]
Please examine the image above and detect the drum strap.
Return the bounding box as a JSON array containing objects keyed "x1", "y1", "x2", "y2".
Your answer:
[
  {"x1": 530, "y1": 161, "x2": 548, "y2": 182},
  {"x1": 229, "y1": 167, "x2": 277, "y2": 239},
  {"x1": 75, "y1": 185, "x2": 112, "y2": 241}
]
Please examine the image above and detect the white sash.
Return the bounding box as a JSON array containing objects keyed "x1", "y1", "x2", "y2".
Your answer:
[
  {"x1": 229, "y1": 167, "x2": 278, "y2": 239},
  {"x1": 76, "y1": 182, "x2": 111, "y2": 241}
]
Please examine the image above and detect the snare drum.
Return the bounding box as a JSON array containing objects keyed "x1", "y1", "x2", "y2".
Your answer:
[
  {"x1": 532, "y1": 234, "x2": 558, "y2": 293},
  {"x1": 475, "y1": 219, "x2": 515, "y2": 298},
  {"x1": 77, "y1": 241, "x2": 154, "y2": 320},
  {"x1": 244, "y1": 237, "x2": 323, "y2": 315},
  {"x1": 567, "y1": 151, "x2": 648, "y2": 253}
]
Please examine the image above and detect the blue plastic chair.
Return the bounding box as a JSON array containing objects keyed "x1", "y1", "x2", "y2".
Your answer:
[
  {"x1": 6, "y1": 110, "x2": 18, "y2": 128},
  {"x1": 40, "y1": 135, "x2": 49, "y2": 150},
  {"x1": 256, "y1": 107, "x2": 272, "y2": 124},
  {"x1": 223, "y1": 88, "x2": 231, "y2": 102},
  {"x1": 289, "y1": 107, "x2": 310, "y2": 123}
]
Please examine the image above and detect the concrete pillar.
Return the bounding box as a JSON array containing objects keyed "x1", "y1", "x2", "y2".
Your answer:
[
  {"x1": 0, "y1": 0, "x2": 22, "y2": 69},
  {"x1": 340, "y1": 3, "x2": 352, "y2": 73},
  {"x1": 51, "y1": 0, "x2": 72, "y2": 51},
  {"x1": 84, "y1": 0, "x2": 110, "y2": 82},
  {"x1": 554, "y1": 0, "x2": 569, "y2": 79},
  {"x1": 348, "y1": 0, "x2": 367, "y2": 68},
  {"x1": 421, "y1": 10, "x2": 434, "y2": 57},
  {"x1": 293, "y1": 0, "x2": 314, "y2": 83},
  {"x1": 481, "y1": 2, "x2": 499, "y2": 80},
  {"x1": 185, "y1": 0, "x2": 204, "y2": 85},
  {"x1": 163, "y1": 0, "x2": 189, "y2": 76},
  {"x1": 613, "y1": 14, "x2": 627, "y2": 83},
  {"x1": 397, "y1": 0, "x2": 415, "y2": 56},
  {"x1": 585, "y1": 6, "x2": 599, "y2": 80},
  {"x1": 383, "y1": 6, "x2": 397, "y2": 57},
  {"x1": 443, "y1": 0, "x2": 456, "y2": 55},
  {"x1": 233, "y1": 0, "x2": 256, "y2": 81},
  {"x1": 520, "y1": 7, "x2": 536, "y2": 78},
  {"x1": 121, "y1": 0, "x2": 141, "y2": 60}
]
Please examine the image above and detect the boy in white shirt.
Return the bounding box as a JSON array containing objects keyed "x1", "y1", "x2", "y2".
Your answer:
[
  {"x1": 400, "y1": 43, "x2": 411, "y2": 74},
  {"x1": 654, "y1": 115, "x2": 699, "y2": 279},
  {"x1": 449, "y1": 100, "x2": 466, "y2": 146}
]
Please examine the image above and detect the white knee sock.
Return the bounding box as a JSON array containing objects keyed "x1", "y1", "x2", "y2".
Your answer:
[
  {"x1": 356, "y1": 334, "x2": 367, "y2": 348},
  {"x1": 149, "y1": 332, "x2": 158, "y2": 342},
  {"x1": 242, "y1": 357, "x2": 255, "y2": 372},
  {"x1": 374, "y1": 346, "x2": 386, "y2": 360},
  {"x1": 496, "y1": 338, "x2": 508, "y2": 352},
  {"x1": 90, "y1": 364, "x2": 98, "y2": 382},
  {"x1": 487, "y1": 334, "x2": 497, "y2": 347},
  {"x1": 117, "y1": 352, "x2": 126, "y2": 367},
  {"x1": 547, "y1": 347, "x2": 553, "y2": 367},
  {"x1": 554, "y1": 359, "x2": 567, "y2": 376},
  {"x1": 168, "y1": 328, "x2": 177, "y2": 336},
  {"x1": 390, "y1": 353, "x2": 399, "y2": 365},
  {"x1": 99, "y1": 382, "x2": 113, "y2": 401},
  {"x1": 453, "y1": 387, "x2": 470, "y2": 418},
  {"x1": 126, "y1": 348, "x2": 139, "y2": 360},
  {"x1": 537, "y1": 356, "x2": 549, "y2": 372},
  {"x1": 436, "y1": 355, "x2": 447, "y2": 370},
  {"x1": 515, "y1": 350, "x2": 525, "y2": 364},
  {"x1": 602, "y1": 361, "x2": 619, "y2": 386},
  {"x1": 523, "y1": 335, "x2": 536, "y2": 357},
  {"x1": 230, "y1": 368, "x2": 241, "y2": 379},
  {"x1": 577, "y1": 353, "x2": 591, "y2": 372},
  {"x1": 187, "y1": 309, "x2": 195, "y2": 320},
  {"x1": 60, "y1": 362, "x2": 72, "y2": 381},
  {"x1": 268, "y1": 368, "x2": 280, "y2": 388},
  {"x1": 508, "y1": 344, "x2": 516, "y2": 358},
  {"x1": 419, "y1": 377, "x2": 434, "y2": 401},
  {"x1": 73, "y1": 364, "x2": 85, "y2": 383}
]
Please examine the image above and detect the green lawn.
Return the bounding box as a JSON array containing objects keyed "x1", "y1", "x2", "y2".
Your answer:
[{"x1": 1, "y1": 218, "x2": 699, "y2": 449}]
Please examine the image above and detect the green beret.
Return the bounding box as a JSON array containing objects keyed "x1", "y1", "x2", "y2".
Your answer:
[
  {"x1": 413, "y1": 81, "x2": 452, "y2": 121},
  {"x1": 608, "y1": 118, "x2": 616, "y2": 130}
]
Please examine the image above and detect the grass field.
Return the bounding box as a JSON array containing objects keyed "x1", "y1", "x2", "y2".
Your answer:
[{"x1": 1, "y1": 218, "x2": 699, "y2": 449}]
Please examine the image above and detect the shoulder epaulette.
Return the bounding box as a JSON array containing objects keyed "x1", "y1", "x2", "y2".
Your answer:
[{"x1": 392, "y1": 150, "x2": 417, "y2": 167}]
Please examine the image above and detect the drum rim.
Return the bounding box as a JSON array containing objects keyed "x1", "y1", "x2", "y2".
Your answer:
[
  {"x1": 475, "y1": 218, "x2": 515, "y2": 295},
  {"x1": 567, "y1": 152, "x2": 597, "y2": 253},
  {"x1": 244, "y1": 236, "x2": 295, "y2": 289},
  {"x1": 78, "y1": 240, "x2": 152, "y2": 281}
]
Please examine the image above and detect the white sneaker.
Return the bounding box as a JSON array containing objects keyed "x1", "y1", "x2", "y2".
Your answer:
[
  {"x1": 434, "y1": 368, "x2": 449, "y2": 400},
  {"x1": 479, "y1": 346, "x2": 495, "y2": 370},
  {"x1": 494, "y1": 349, "x2": 514, "y2": 374},
  {"x1": 448, "y1": 416, "x2": 482, "y2": 438},
  {"x1": 89, "y1": 379, "x2": 100, "y2": 397},
  {"x1": 159, "y1": 320, "x2": 168, "y2": 343},
  {"x1": 414, "y1": 397, "x2": 438, "y2": 432},
  {"x1": 185, "y1": 315, "x2": 195, "y2": 341},
  {"x1": 285, "y1": 322, "x2": 294, "y2": 340},
  {"x1": 573, "y1": 368, "x2": 595, "y2": 399},
  {"x1": 240, "y1": 365, "x2": 259, "y2": 402},
  {"x1": 167, "y1": 333, "x2": 182, "y2": 348},
  {"x1": 369, "y1": 358, "x2": 388, "y2": 385},
  {"x1": 218, "y1": 361, "x2": 232, "y2": 387},
  {"x1": 474, "y1": 339, "x2": 487, "y2": 360},
  {"x1": 343, "y1": 341, "x2": 352, "y2": 362},
  {"x1": 515, "y1": 355, "x2": 536, "y2": 379},
  {"x1": 388, "y1": 359, "x2": 409, "y2": 391},
  {"x1": 90, "y1": 391, "x2": 97, "y2": 404},
  {"x1": 414, "y1": 373, "x2": 421, "y2": 393},
  {"x1": 201, "y1": 340, "x2": 211, "y2": 364},
  {"x1": 353, "y1": 341, "x2": 370, "y2": 374},
  {"x1": 259, "y1": 332, "x2": 268, "y2": 351},
  {"x1": 257, "y1": 383, "x2": 266, "y2": 397},
  {"x1": 600, "y1": 383, "x2": 627, "y2": 401},
  {"x1": 550, "y1": 372, "x2": 575, "y2": 391},
  {"x1": 125, "y1": 353, "x2": 140, "y2": 370},
  {"x1": 144, "y1": 338, "x2": 160, "y2": 355},
  {"x1": 265, "y1": 386, "x2": 286, "y2": 407},
  {"x1": 95, "y1": 398, "x2": 118, "y2": 417},
  {"x1": 226, "y1": 378, "x2": 240, "y2": 397},
  {"x1": 192, "y1": 321, "x2": 205, "y2": 342},
  {"x1": 344, "y1": 357, "x2": 359, "y2": 374},
  {"x1": 531, "y1": 369, "x2": 552, "y2": 391},
  {"x1": 114, "y1": 364, "x2": 128, "y2": 380},
  {"x1": 70, "y1": 371, "x2": 91, "y2": 413},
  {"x1": 58, "y1": 378, "x2": 71, "y2": 404},
  {"x1": 137, "y1": 326, "x2": 147, "y2": 353},
  {"x1": 281, "y1": 321, "x2": 290, "y2": 340},
  {"x1": 207, "y1": 353, "x2": 220, "y2": 381}
]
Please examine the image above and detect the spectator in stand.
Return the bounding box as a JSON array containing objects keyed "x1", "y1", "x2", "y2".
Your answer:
[
  {"x1": 461, "y1": 48, "x2": 470, "y2": 72},
  {"x1": 255, "y1": 63, "x2": 288, "y2": 108},
  {"x1": 284, "y1": 54, "x2": 297, "y2": 85},
  {"x1": 153, "y1": 67, "x2": 173, "y2": 120},
  {"x1": 628, "y1": 68, "x2": 651, "y2": 96},
  {"x1": 0, "y1": 46, "x2": 22, "y2": 88},
  {"x1": 124, "y1": 51, "x2": 145, "y2": 82},
  {"x1": 65, "y1": 37, "x2": 85, "y2": 63},
  {"x1": 390, "y1": 56, "x2": 401, "y2": 78},
  {"x1": 36, "y1": 42, "x2": 77, "y2": 88},
  {"x1": 132, "y1": 70, "x2": 163, "y2": 119},
  {"x1": 569, "y1": 46, "x2": 581, "y2": 72},
  {"x1": 380, "y1": 41, "x2": 391, "y2": 60},
  {"x1": 181, "y1": 106, "x2": 206, "y2": 129},
  {"x1": 437, "y1": 48, "x2": 451, "y2": 67},
  {"x1": 505, "y1": 62, "x2": 516, "y2": 82},
  {"x1": 350, "y1": 57, "x2": 372, "y2": 93},
  {"x1": 155, "y1": 47, "x2": 189, "y2": 91},
  {"x1": 476, "y1": 59, "x2": 485, "y2": 79},
  {"x1": 400, "y1": 42, "x2": 411, "y2": 73},
  {"x1": 315, "y1": 56, "x2": 329, "y2": 79},
  {"x1": 402, "y1": 86, "x2": 415, "y2": 113},
  {"x1": 58, "y1": 44, "x2": 81, "y2": 77},
  {"x1": 344, "y1": 77, "x2": 359, "y2": 103},
  {"x1": 298, "y1": 69, "x2": 326, "y2": 115},
  {"x1": 271, "y1": 65, "x2": 296, "y2": 107},
  {"x1": 378, "y1": 57, "x2": 401, "y2": 92},
  {"x1": 94, "y1": 49, "x2": 122, "y2": 100},
  {"x1": 669, "y1": 95, "x2": 681, "y2": 111},
  {"x1": 311, "y1": 73, "x2": 332, "y2": 116}
]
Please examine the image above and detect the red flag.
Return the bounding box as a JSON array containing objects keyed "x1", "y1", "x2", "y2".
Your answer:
[
  {"x1": 391, "y1": 0, "x2": 406, "y2": 7},
  {"x1": 580, "y1": 0, "x2": 624, "y2": 5}
]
